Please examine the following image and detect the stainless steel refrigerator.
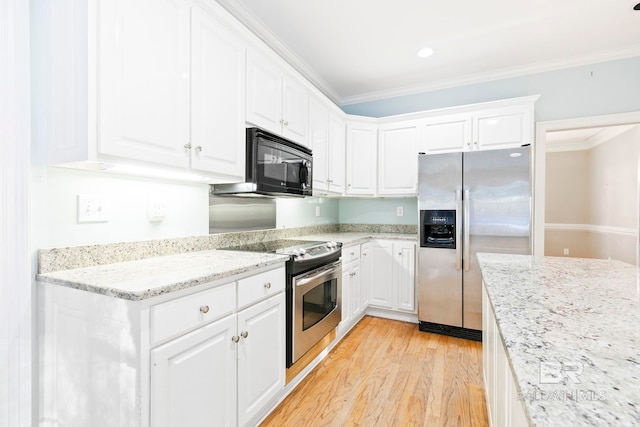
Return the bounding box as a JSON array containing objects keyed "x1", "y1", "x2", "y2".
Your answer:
[{"x1": 417, "y1": 146, "x2": 531, "y2": 340}]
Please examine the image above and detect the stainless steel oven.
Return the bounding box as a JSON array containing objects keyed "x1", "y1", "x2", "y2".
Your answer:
[
  {"x1": 292, "y1": 260, "x2": 341, "y2": 364},
  {"x1": 224, "y1": 239, "x2": 342, "y2": 367}
]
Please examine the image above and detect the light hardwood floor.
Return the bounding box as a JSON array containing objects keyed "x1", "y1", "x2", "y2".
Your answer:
[{"x1": 261, "y1": 316, "x2": 488, "y2": 427}]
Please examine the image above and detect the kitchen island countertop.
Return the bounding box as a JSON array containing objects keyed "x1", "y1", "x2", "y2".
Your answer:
[{"x1": 477, "y1": 253, "x2": 640, "y2": 426}]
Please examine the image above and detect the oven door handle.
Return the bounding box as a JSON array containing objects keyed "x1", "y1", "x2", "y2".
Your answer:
[{"x1": 295, "y1": 261, "x2": 341, "y2": 287}]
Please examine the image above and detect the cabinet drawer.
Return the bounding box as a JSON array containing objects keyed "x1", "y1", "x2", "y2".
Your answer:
[
  {"x1": 342, "y1": 244, "x2": 361, "y2": 264},
  {"x1": 237, "y1": 267, "x2": 285, "y2": 309},
  {"x1": 151, "y1": 282, "x2": 236, "y2": 345}
]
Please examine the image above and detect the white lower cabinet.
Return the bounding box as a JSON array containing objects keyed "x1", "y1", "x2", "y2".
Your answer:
[
  {"x1": 367, "y1": 240, "x2": 416, "y2": 313},
  {"x1": 236, "y1": 295, "x2": 285, "y2": 426},
  {"x1": 339, "y1": 245, "x2": 364, "y2": 333},
  {"x1": 151, "y1": 315, "x2": 238, "y2": 427},
  {"x1": 39, "y1": 265, "x2": 286, "y2": 427},
  {"x1": 482, "y1": 284, "x2": 529, "y2": 427},
  {"x1": 151, "y1": 293, "x2": 284, "y2": 427}
]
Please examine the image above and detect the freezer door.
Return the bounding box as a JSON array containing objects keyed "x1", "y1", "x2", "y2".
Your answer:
[
  {"x1": 417, "y1": 153, "x2": 463, "y2": 326},
  {"x1": 462, "y1": 146, "x2": 531, "y2": 330},
  {"x1": 418, "y1": 153, "x2": 462, "y2": 210}
]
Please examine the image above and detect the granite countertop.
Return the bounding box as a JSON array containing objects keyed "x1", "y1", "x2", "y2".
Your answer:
[
  {"x1": 37, "y1": 250, "x2": 289, "y2": 301},
  {"x1": 477, "y1": 253, "x2": 640, "y2": 426},
  {"x1": 296, "y1": 232, "x2": 418, "y2": 246}
]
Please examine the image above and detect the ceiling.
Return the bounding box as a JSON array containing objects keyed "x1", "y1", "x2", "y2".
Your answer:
[
  {"x1": 546, "y1": 124, "x2": 637, "y2": 152},
  {"x1": 216, "y1": 0, "x2": 640, "y2": 106}
]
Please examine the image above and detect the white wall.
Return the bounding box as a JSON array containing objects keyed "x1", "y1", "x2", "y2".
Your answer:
[
  {"x1": 32, "y1": 167, "x2": 210, "y2": 248},
  {"x1": 275, "y1": 196, "x2": 339, "y2": 229},
  {"x1": 1, "y1": 0, "x2": 32, "y2": 425}
]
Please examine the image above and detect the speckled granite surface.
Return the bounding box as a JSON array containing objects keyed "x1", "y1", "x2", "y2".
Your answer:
[
  {"x1": 37, "y1": 250, "x2": 289, "y2": 301},
  {"x1": 296, "y1": 232, "x2": 417, "y2": 247},
  {"x1": 38, "y1": 224, "x2": 417, "y2": 273},
  {"x1": 477, "y1": 253, "x2": 640, "y2": 426}
]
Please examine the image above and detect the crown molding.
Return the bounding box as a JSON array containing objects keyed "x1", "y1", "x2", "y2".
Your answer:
[
  {"x1": 214, "y1": 0, "x2": 342, "y2": 105},
  {"x1": 341, "y1": 47, "x2": 640, "y2": 106},
  {"x1": 546, "y1": 124, "x2": 637, "y2": 152},
  {"x1": 214, "y1": 0, "x2": 640, "y2": 108}
]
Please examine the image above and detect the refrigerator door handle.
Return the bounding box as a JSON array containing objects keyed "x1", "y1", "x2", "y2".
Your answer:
[
  {"x1": 463, "y1": 189, "x2": 471, "y2": 272},
  {"x1": 455, "y1": 189, "x2": 462, "y2": 271}
]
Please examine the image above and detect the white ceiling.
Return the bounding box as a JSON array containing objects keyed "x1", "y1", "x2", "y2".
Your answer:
[
  {"x1": 546, "y1": 124, "x2": 637, "y2": 152},
  {"x1": 217, "y1": 0, "x2": 640, "y2": 106}
]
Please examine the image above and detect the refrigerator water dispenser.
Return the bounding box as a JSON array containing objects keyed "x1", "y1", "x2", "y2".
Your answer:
[{"x1": 420, "y1": 210, "x2": 456, "y2": 249}]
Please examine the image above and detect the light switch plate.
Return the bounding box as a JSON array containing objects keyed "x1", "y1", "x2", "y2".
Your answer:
[
  {"x1": 77, "y1": 194, "x2": 109, "y2": 223},
  {"x1": 396, "y1": 206, "x2": 404, "y2": 217}
]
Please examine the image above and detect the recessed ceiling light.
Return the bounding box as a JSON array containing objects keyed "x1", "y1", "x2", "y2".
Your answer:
[{"x1": 417, "y1": 48, "x2": 434, "y2": 58}]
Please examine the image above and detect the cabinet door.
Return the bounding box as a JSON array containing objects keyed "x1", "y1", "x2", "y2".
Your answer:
[
  {"x1": 359, "y1": 243, "x2": 372, "y2": 308},
  {"x1": 340, "y1": 264, "x2": 352, "y2": 332},
  {"x1": 474, "y1": 106, "x2": 532, "y2": 150},
  {"x1": 151, "y1": 315, "x2": 237, "y2": 427},
  {"x1": 309, "y1": 98, "x2": 329, "y2": 193},
  {"x1": 281, "y1": 77, "x2": 308, "y2": 145},
  {"x1": 421, "y1": 114, "x2": 472, "y2": 153},
  {"x1": 190, "y1": 7, "x2": 245, "y2": 180},
  {"x1": 246, "y1": 50, "x2": 282, "y2": 135},
  {"x1": 378, "y1": 124, "x2": 418, "y2": 195},
  {"x1": 328, "y1": 114, "x2": 346, "y2": 194},
  {"x1": 237, "y1": 294, "x2": 285, "y2": 426},
  {"x1": 394, "y1": 241, "x2": 416, "y2": 312},
  {"x1": 99, "y1": 0, "x2": 190, "y2": 167},
  {"x1": 346, "y1": 121, "x2": 377, "y2": 195},
  {"x1": 368, "y1": 241, "x2": 393, "y2": 308},
  {"x1": 350, "y1": 262, "x2": 362, "y2": 319}
]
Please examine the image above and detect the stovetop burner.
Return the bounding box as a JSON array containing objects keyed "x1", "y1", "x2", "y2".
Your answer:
[{"x1": 225, "y1": 239, "x2": 341, "y2": 263}]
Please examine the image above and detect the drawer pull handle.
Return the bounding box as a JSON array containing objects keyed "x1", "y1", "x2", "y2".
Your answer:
[
  {"x1": 231, "y1": 336, "x2": 240, "y2": 343},
  {"x1": 240, "y1": 331, "x2": 249, "y2": 339},
  {"x1": 264, "y1": 282, "x2": 271, "y2": 290},
  {"x1": 200, "y1": 305, "x2": 210, "y2": 314}
]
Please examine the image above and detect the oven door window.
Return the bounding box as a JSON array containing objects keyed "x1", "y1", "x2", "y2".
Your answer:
[{"x1": 302, "y1": 278, "x2": 337, "y2": 331}]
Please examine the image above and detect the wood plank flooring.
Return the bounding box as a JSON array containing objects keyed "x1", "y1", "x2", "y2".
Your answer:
[{"x1": 261, "y1": 316, "x2": 488, "y2": 427}]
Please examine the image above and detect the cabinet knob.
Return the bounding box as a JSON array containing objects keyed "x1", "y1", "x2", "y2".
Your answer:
[
  {"x1": 264, "y1": 282, "x2": 271, "y2": 290},
  {"x1": 350, "y1": 252, "x2": 355, "y2": 256},
  {"x1": 200, "y1": 305, "x2": 209, "y2": 314},
  {"x1": 240, "y1": 331, "x2": 249, "y2": 339},
  {"x1": 231, "y1": 336, "x2": 240, "y2": 343},
  {"x1": 195, "y1": 145, "x2": 202, "y2": 153},
  {"x1": 398, "y1": 252, "x2": 402, "y2": 256},
  {"x1": 474, "y1": 141, "x2": 478, "y2": 146},
  {"x1": 184, "y1": 143, "x2": 192, "y2": 150},
  {"x1": 466, "y1": 141, "x2": 471, "y2": 147},
  {"x1": 283, "y1": 120, "x2": 289, "y2": 126}
]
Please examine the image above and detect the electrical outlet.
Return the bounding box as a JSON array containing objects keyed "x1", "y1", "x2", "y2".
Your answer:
[
  {"x1": 148, "y1": 201, "x2": 167, "y2": 222},
  {"x1": 563, "y1": 248, "x2": 569, "y2": 255},
  {"x1": 77, "y1": 194, "x2": 109, "y2": 223},
  {"x1": 396, "y1": 206, "x2": 404, "y2": 217},
  {"x1": 315, "y1": 206, "x2": 321, "y2": 217}
]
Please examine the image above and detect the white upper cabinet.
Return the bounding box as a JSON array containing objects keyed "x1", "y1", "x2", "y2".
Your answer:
[
  {"x1": 418, "y1": 97, "x2": 536, "y2": 154},
  {"x1": 421, "y1": 113, "x2": 472, "y2": 153},
  {"x1": 44, "y1": 0, "x2": 249, "y2": 182},
  {"x1": 377, "y1": 122, "x2": 419, "y2": 196},
  {"x1": 327, "y1": 113, "x2": 346, "y2": 194},
  {"x1": 309, "y1": 97, "x2": 346, "y2": 195},
  {"x1": 246, "y1": 49, "x2": 309, "y2": 146},
  {"x1": 346, "y1": 119, "x2": 377, "y2": 196},
  {"x1": 309, "y1": 97, "x2": 330, "y2": 192},
  {"x1": 99, "y1": 0, "x2": 191, "y2": 168},
  {"x1": 473, "y1": 104, "x2": 532, "y2": 150},
  {"x1": 190, "y1": 6, "x2": 246, "y2": 180}
]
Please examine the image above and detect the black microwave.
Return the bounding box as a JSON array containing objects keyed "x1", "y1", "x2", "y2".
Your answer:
[{"x1": 211, "y1": 128, "x2": 313, "y2": 197}]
